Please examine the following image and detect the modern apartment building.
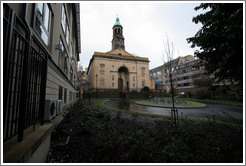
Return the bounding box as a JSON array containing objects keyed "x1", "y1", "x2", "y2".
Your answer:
[
  {"x1": 176, "y1": 59, "x2": 205, "y2": 94},
  {"x1": 3, "y1": 3, "x2": 81, "y2": 162},
  {"x1": 150, "y1": 55, "x2": 194, "y2": 91},
  {"x1": 149, "y1": 65, "x2": 164, "y2": 89}
]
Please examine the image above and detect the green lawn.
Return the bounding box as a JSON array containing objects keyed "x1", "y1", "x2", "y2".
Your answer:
[
  {"x1": 135, "y1": 100, "x2": 206, "y2": 108},
  {"x1": 91, "y1": 99, "x2": 169, "y2": 119},
  {"x1": 183, "y1": 98, "x2": 243, "y2": 106},
  {"x1": 90, "y1": 99, "x2": 241, "y2": 128}
]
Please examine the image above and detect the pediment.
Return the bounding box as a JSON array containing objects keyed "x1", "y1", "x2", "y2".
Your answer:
[{"x1": 106, "y1": 48, "x2": 135, "y2": 57}]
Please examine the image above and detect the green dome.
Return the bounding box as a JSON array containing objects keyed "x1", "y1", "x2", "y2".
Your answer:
[{"x1": 114, "y1": 17, "x2": 122, "y2": 26}]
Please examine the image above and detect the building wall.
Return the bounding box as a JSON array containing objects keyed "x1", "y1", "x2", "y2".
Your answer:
[
  {"x1": 3, "y1": 3, "x2": 81, "y2": 163},
  {"x1": 8, "y1": 3, "x2": 80, "y2": 104},
  {"x1": 88, "y1": 55, "x2": 151, "y2": 92},
  {"x1": 43, "y1": 3, "x2": 79, "y2": 104}
]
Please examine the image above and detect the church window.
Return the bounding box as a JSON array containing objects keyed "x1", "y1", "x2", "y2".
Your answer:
[
  {"x1": 100, "y1": 64, "x2": 105, "y2": 72},
  {"x1": 133, "y1": 83, "x2": 135, "y2": 87},
  {"x1": 133, "y1": 76, "x2": 135, "y2": 81},
  {"x1": 142, "y1": 80, "x2": 145, "y2": 88},
  {"x1": 141, "y1": 67, "x2": 145, "y2": 77},
  {"x1": 100, "y1": 79, "x2": 104, "y2": 88},
  {"x1": 112, "y1": 75, "x2": 114, "y2": 80},
  {"x1": 112, "y1": 82, "x2": 114, "y2": 88}
]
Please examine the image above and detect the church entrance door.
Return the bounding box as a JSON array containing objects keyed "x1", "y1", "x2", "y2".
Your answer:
[
  {"x1": 118, "y1": 66, "x2": 129, "y2": 91},
  {"x1": 118, "y1": 78, "x2": 123, "y2": 91}
]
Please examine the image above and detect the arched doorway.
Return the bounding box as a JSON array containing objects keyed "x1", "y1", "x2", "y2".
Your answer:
[{"x1": 118, "y1": 66, "x2": 129, "y2": 91}]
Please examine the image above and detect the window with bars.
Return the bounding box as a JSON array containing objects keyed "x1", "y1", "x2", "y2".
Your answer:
[{"x1": 3, "y1": 5, "x2": 47, "y2": 142}]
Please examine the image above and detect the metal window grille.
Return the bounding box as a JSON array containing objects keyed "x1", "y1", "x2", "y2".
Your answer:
[{"x1": 3, "y1": 5, "x2": 47, "y2": 142}]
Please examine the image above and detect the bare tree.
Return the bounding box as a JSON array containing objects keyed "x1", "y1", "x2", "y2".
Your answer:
[{"x1": 162, "y1": 33, "x2": 179, "y2": 126}]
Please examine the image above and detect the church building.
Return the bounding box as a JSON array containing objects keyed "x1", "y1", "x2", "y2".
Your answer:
[{"x1": 87, "y1": 17, "x2": 153, "y2": 92}]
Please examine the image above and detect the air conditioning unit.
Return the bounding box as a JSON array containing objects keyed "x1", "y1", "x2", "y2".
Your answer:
[
  {"x1": 44, "y1": 99, "x2": 56, "y2": 121},
  {"x1": 56, "y1": 100, "x2": 63, "y2": 115}
]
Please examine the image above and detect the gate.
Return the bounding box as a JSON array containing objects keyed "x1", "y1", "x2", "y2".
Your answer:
[{"x1": 3, "y1": 4, "x2": 47, "y2": 142}]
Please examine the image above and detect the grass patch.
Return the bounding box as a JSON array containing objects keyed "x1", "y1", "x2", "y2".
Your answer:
[
  {"x1": 135, "y1": 100, "x2": 206, "y2": 108},
  {"x1": 91, "y1": 99, "x2": 242, "y2": 128},
  {"x1": 91, "y1": 99, "x2": 170, "y2": 120},
  {"x1": 184, "y1": 98, "x2": 243, "y2": 106}
]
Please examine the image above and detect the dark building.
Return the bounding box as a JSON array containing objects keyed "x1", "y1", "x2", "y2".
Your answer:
[{"x1": 3, "y1": 3, "x2": 81, "y2": 162}]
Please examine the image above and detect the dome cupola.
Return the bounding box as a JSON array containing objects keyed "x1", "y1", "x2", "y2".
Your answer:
[{"x1": 114, "y1": 17, "x2": 122, "y2": 27}]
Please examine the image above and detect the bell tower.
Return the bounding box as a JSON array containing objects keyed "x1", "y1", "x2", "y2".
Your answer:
[{"x1": 112, "y1": 17, "x2": 125, "y2": 50}]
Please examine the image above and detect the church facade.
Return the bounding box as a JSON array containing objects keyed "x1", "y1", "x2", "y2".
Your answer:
[{"x1": 87, "y1": 17, "x2": 154, "y2": 92}]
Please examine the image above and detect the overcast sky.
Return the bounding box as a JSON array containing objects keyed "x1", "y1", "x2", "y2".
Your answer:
[{"x1": 79, "y1": 1, "x2": 205, "y2": 70}]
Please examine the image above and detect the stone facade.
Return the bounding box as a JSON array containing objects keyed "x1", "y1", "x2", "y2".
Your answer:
[{"x1": 87, "y1": 17, "x2": 153, "y2": 92}]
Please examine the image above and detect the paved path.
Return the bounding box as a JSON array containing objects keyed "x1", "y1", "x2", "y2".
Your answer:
[{"x1": 104, "y1": 99, "x2": 243, "y2": 124}]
